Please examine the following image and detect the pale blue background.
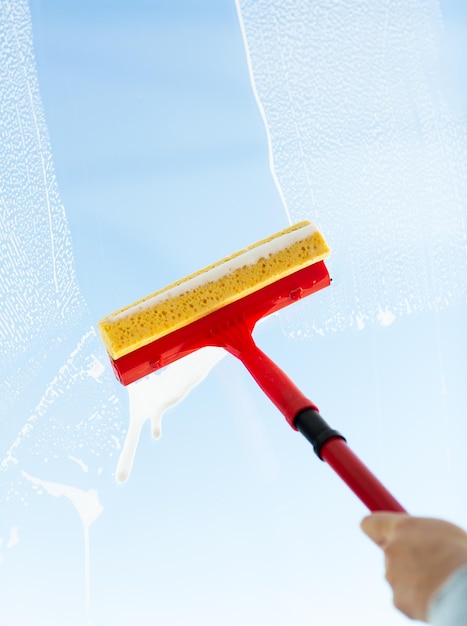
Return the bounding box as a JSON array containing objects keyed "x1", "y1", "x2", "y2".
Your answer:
[{"x1": 0, "y1": 1, "x2": 466, "y2": 624}]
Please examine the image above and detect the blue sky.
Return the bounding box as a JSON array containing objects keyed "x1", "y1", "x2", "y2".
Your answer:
[
  {"x1": 28, "y1": 0, "x2": 286, "y2": 319},
  {"x1": 1, "y1": 1, "x2": 467, "y2": 624}
]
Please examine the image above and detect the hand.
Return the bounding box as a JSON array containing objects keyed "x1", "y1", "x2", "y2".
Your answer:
[{"x1": 361, "y1": 513, "x2": 467, "y2": 622}]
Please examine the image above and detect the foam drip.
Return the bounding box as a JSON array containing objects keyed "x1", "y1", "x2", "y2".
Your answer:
[
  {"x1": 116, "y1": 347, "x2": 225, "y2": 483},
  {"x1": 22, "y1": 471, "x2": 103, "y2": 614}
]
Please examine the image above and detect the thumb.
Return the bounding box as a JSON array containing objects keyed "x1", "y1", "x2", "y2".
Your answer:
[{"x1": 361, "y1": 512, "x2": 409, "y2": 548}]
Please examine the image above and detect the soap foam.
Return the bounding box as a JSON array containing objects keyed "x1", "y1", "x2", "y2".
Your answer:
[
  {"x1": 0, "y1": 0, "x2": 124, "y2": 511},
  {"x1": 116, "y1": 347, "x2": 225, "y2": 483},
  {"x1": 22, "y1": 471, "x2": 103, "y2": 612},
  {"x1": 237, "y1": 0, "x2": 467, "y2": 334}
]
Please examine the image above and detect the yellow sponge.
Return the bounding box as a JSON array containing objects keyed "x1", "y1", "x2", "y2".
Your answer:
[{"x1": 98, "y1": 221, "x2": 330, "y2": 361}]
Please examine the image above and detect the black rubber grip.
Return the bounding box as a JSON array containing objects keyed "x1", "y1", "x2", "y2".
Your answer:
[{"x1": 295, "y1": 408, "x2": 346, "y2": 460}]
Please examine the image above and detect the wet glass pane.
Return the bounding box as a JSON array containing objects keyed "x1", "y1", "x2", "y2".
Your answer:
[{"x1": 1, "y1": 1, "x2": 466, "y2": 624}]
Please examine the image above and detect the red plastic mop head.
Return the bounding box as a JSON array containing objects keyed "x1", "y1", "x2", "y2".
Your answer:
[{"x1": 110, "y1": 260, "x2": 330, "y2": 387}]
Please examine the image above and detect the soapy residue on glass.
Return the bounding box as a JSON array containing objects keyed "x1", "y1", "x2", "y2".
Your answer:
[
  {"x1": 22, "y1": 471, "x2": 103, "y2": 613},
  {"x1": 0, "y1": 527, "x2": 19, "y2": 564},
  {"x1": 116, "y1": 346, "x2": 225, "y2": 482},
  {"x1": 0, "y1": 0, "x2": 85, "y2": 406},
  {"x1": 236, "y1": 0, "x2": 467, "y2": 335},
  {"x1": 0, "y1": 1, "x2": 123, "y2": 621},
  {"x1": 0, "y1": 0, "x2": 124, "y2": 486},
  {"x1": 0, "y1": 328, "x2": 122, "y2": 473}
]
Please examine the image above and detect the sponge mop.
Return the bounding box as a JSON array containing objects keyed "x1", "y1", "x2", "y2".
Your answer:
[
  {"x1": 99, "y1": 221, "x2": 328, "y2": 362},
  {"x1": 99, "y1": 221, "x2": 406, "y2": 513}
]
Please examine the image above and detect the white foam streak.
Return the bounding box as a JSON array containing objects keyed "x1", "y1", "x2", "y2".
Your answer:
[
  {"x1": 116, "y1": 347, "x2": 225, "y2": 483},
  {"x1": 234, "y1": 0, "x2": 292, "y2": 225},
  {"x1": 6, "y1": 527, "x2": 19, "y2": 550},
  {"x1": 377, "y1": 307, "x2": 396, "y2": 326},
  {"x1": 68, "y1": 456, "x2": 89, "y2": 473},
  {"x1": 21, "y1": 471, "x2": 103, "y2": 612},
  {"x1": 21, "y1": 471, "x2": 103, "y2": 528}
]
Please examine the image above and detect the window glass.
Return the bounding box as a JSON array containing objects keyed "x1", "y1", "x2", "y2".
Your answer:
[{"x1": 1, "y1": 1, "x2": 466, "y2": 624}]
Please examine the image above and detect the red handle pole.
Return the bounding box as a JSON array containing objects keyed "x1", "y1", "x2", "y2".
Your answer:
[
  {"x1": 224, "y1": 325, "x2": 320, "y2": 426},
  {"x1": 222, "y1": 322, "x2": 406, "y2": 513},
  {"x1": 320, "y1": 437, "x2": 406, "y2": 512}
]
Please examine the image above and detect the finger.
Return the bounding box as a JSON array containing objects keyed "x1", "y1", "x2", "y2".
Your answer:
[{"x1": 360, "y1": 512, "x2": 409, "y2": 547}]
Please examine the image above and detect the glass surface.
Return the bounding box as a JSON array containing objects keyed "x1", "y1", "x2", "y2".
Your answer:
[{"x1": 1, "y1": 1, "x2": 466, "y2": 624}]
